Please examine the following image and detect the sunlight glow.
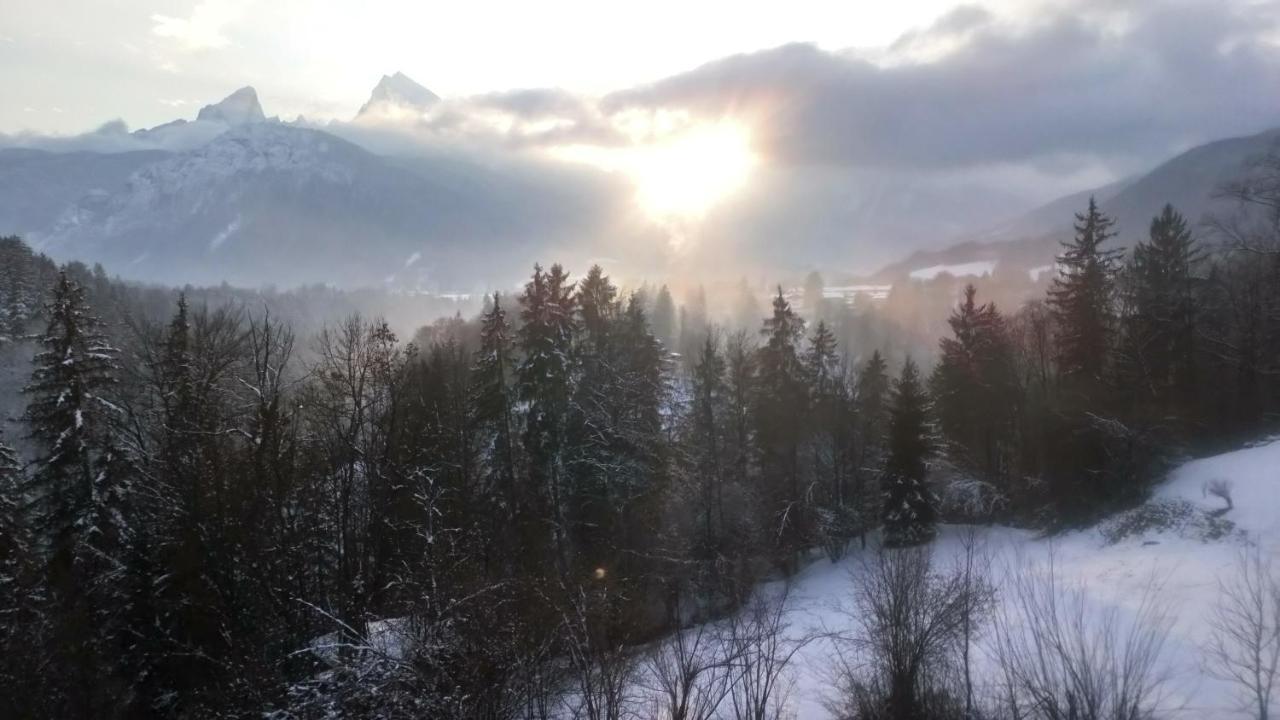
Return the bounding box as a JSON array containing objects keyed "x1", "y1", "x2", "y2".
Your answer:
[
  {"x1": 552, "y1": 121, "x2": 758, "y2": 222},
  {"x1": 632, "y1": 123, "x2": 758, "y2": 219}
]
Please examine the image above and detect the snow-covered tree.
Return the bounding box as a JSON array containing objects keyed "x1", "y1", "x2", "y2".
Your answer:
[
  {"x1": 883, "y1": 358, "x2": 935, "y2": 547},
  {"x1": 22, "y1": 270, "x2": 130, "y2": 715},
  {"x1": 517, "y1": 263, "x2": 578, "y2": 573}
]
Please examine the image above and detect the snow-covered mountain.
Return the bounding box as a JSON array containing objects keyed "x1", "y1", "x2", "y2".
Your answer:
[
  {"x1": 0, "y1": 84, "x2": 650, "y2": 289},
  {"x1": 0, "y1": 147, "x2": 167, "y2": 238},
  {"x1": 32, "y1": 120, "x2": 632, "y2": 288},
  {"x1": 356, "y1": 72, "x2": 440, "y2": 120},
  {"x1": 196, "y1": 86, "x2": 268, "y2": 126}
]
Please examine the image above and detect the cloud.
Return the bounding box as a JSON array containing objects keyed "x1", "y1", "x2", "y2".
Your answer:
[
  {"x1": 151, "y1": 0, "x2": 249, "y2": 51},
  {"x1": 603, "y1": 0, "x2": 1280, "y2": 175},
  {"x1": 350, "y1": 87, "x2": 628, "y2": 150},
  {"x1": 0, "y1": 116, "x2": 232, "y2": 154}
]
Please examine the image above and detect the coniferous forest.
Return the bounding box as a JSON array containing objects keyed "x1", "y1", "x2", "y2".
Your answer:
[{"x1": 3, "y1": 176, "x2": 1280, "y2": 719}]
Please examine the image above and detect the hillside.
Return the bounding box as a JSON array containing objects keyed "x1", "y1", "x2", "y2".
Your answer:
[
  {"x1": 873, "y1": 127, "x2": 1280, "y2": 285},
  {"x1": 766, "y1": 438, "x2": 1280, "y2": 718}
]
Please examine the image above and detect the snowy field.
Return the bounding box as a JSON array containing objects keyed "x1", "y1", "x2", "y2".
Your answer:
[
  {"x1": 321, "y1": 439, "x2": 1280, "y2": 718},
  {"x1": 768, "y1": 438, "x2": 1280, "y2": 719}
]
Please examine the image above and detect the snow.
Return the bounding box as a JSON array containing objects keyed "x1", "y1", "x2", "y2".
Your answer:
[
  {"x1": 356, "y1": 72, "x2": 440, "y2": 120},
  {"x1": 822, "y1": 284, "x2": 893, "y2": 303},
  {"x1": 1028, "y1": 263, "x2": 1055, "y2": 282},
  {"x1": 749, "y1": 438, "x2": 1280, "y2": 718},
  {"x1": 196, "y1": 87, "x2": 267, "y2": 126},
  {"x1": 303, "y1": 440, "x2": 1280, "y2": 718},
  {"x1": 310, "y1": 617, "x2": 411, "y2": 666},
  {"x1": 908, "y1": 260, "x2": 998, "y2": 281}
]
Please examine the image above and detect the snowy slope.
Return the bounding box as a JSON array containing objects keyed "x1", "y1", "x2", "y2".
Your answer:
[{"x1": 768, "y1": 439, "x2": 1280, "y2": 718}]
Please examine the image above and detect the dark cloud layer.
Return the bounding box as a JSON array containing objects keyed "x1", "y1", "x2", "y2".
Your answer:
[{"x1": 604, "y1": 0, "x2": 1280, "y2": 174}]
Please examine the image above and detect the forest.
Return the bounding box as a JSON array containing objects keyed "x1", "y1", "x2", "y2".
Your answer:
[{"x1": 3, "y1": 161, "x2": 1280, "y2": 719}]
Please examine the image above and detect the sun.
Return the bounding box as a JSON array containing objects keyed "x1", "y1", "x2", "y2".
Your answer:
[
  {"x1": 628, "y1": 122, "x2": 757, "y2": 220},
  {"x1": 551, "y1": 120, "x2": 758, "y2": 222}
]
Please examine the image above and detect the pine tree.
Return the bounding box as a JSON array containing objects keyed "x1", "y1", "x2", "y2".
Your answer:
[
  {"x1": 1119, "y1": 204, "x2": 1202, "y2": 417},
  {"x1": 577, "y1": 265, "x2": 618, "y2": 351},
  {"x1": 652, "y1": 284, "x2": 677, "y2": 351},
  {"x1": 517, "y1": 264, "x2": 578, "y2": 573},
  {"x1": 803, "y1": 321, "x2": 853, "y2": 557},
  {"x1": 22, "y1": 270, "x2": 130, "y2": 715},
  {"x1": 852, "y1": 350, "x2": 890, "y2": 546},
  {"x1": 677, "y1": 285, "x2": 709, "y2": 370},
  {"x1": 882, "y1": 358, "x2": 935, "y2": 547},
  {"x1": 724, "y1": 331, "x2": 756, "y2": 496},
  {"x1": 0, "y1": 434, "x2": 28, "y2": 598},
  {"x1": 0, "y1": 433, "x2": 43, "y2": 717},
  {"x1": 930, "y1": 285, "x2": 1019, "y2": 492},
  {"x1": 1049, "y1": 197, "x2": 1124, "y2": 387},
  {"x1": 754, "y1": 288, "x2": 809, "y2": 572},
  {"x1": 471, "y1": 292, "x2": 519, "y2": 575},
  {"x1": 690, "y1": 333, "x2": 727, "y2": 561}
]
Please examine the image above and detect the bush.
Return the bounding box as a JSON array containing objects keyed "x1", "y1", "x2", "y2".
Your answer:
[{"x1": 1100, "y1": 498, "x2": 1242, "y2": 544}]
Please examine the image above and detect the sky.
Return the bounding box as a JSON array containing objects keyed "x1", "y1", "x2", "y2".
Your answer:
[
  {"x1": 1, "y1": 0, "x2": 1006, "y2": 133},
  {"x1": 6, "y1": 0, "x2": 1280, "y2": 274}
]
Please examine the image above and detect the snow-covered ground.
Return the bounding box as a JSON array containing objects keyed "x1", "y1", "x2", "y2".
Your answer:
[
  {"x1": 770, "y1": 438, "x2": 1280, "y2": 718},
  {"x1": 908, "y1": 260, "x2": 997, "y2": 281},
  {"x1": 311, "y1": 439, "x2": 1280, "y2": 718}
]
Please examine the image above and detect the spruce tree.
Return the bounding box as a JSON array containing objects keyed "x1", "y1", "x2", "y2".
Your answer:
[
  {"x1": 0, "y1": 434, "x2": 27, "y2": 592},
  {"x1": 755, "y1": 287, "x2": 808, "y2": 572},
  {"x1": 1048, "y1": 196, "x2": 1124, "y2": 386},
  {"x1": 852, "y1": 350, "x2": 890, "y2": 546},
  {"x1": 23, "y1": 271, "x2": 130, "y2": 715},
  {"x1": 516, "y1": 264, "x2": 578, "y2": 573},
  {"x1": 471, "y1": 292, "x2": 518, "y2": 570},
  {"x1": 677, "y1": 285, "x2": 709, "y2": 370},
  {"x1": 882, "y1": 358, "x2": 935, "y2": 547},
  {"x1": 1120, "y1": 204, "x2": 1202, "y2": 416},
  {"x1": 691, "y1": 333, "x2": 727, "y2": 559},
  {"x1": 652, "y1": 284, "x2": 677, "y2": 351},
  {"x1": 0, "y1": 433, "x2": 42, "y2": 717},
  {"x1": 804, "y1": 321, "x2": 852, "y2": 556},
  {"x1": 930, "y1": 285, "x2": 1018, "y2": 490}
]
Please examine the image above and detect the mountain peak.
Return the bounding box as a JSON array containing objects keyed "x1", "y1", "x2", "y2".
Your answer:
[
  {"x1": 356, "y1": 72, "x2": 439, "y2": 119},
  {"x1": 197, "y1": 86, "x2": 267, "y2": 126}
]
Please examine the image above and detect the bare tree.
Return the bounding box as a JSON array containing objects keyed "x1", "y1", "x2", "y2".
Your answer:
[
  {"x1": 955, "y1": 529, "x2": 993, "y2": 719},
  {"x1": 1204, "y1": 547, "x2": 1280, "y2": 720},
  {"x1": 640, "y1": 615, "x2": 737, "y2": 720},
  {"x1": 725, "y1": 583, "x2": 810, "y2": 720},
  {"x1": 828, "y1": 544, "x2": 993, "y2": 720},
  {"x1": 560, "y1": 584, "x2": 640, "y2": 720},
  {"x1": 990, "y1": 554, "x2": 1177, "y2": 720},
  {"x1": 1211, "y1": 144, "x2": 1280, "y2": 256}
]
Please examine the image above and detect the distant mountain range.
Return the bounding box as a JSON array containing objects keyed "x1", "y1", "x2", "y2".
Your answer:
[
  {"x1": 0, "y1": 77, "x2": 648, "y2": 289},
  {"x1": 2, "y1": 70, "x2": 1277, "y2": 291},
  {"x1": 872, "y1": 127, "x2": 1280, "y2": 283}
]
